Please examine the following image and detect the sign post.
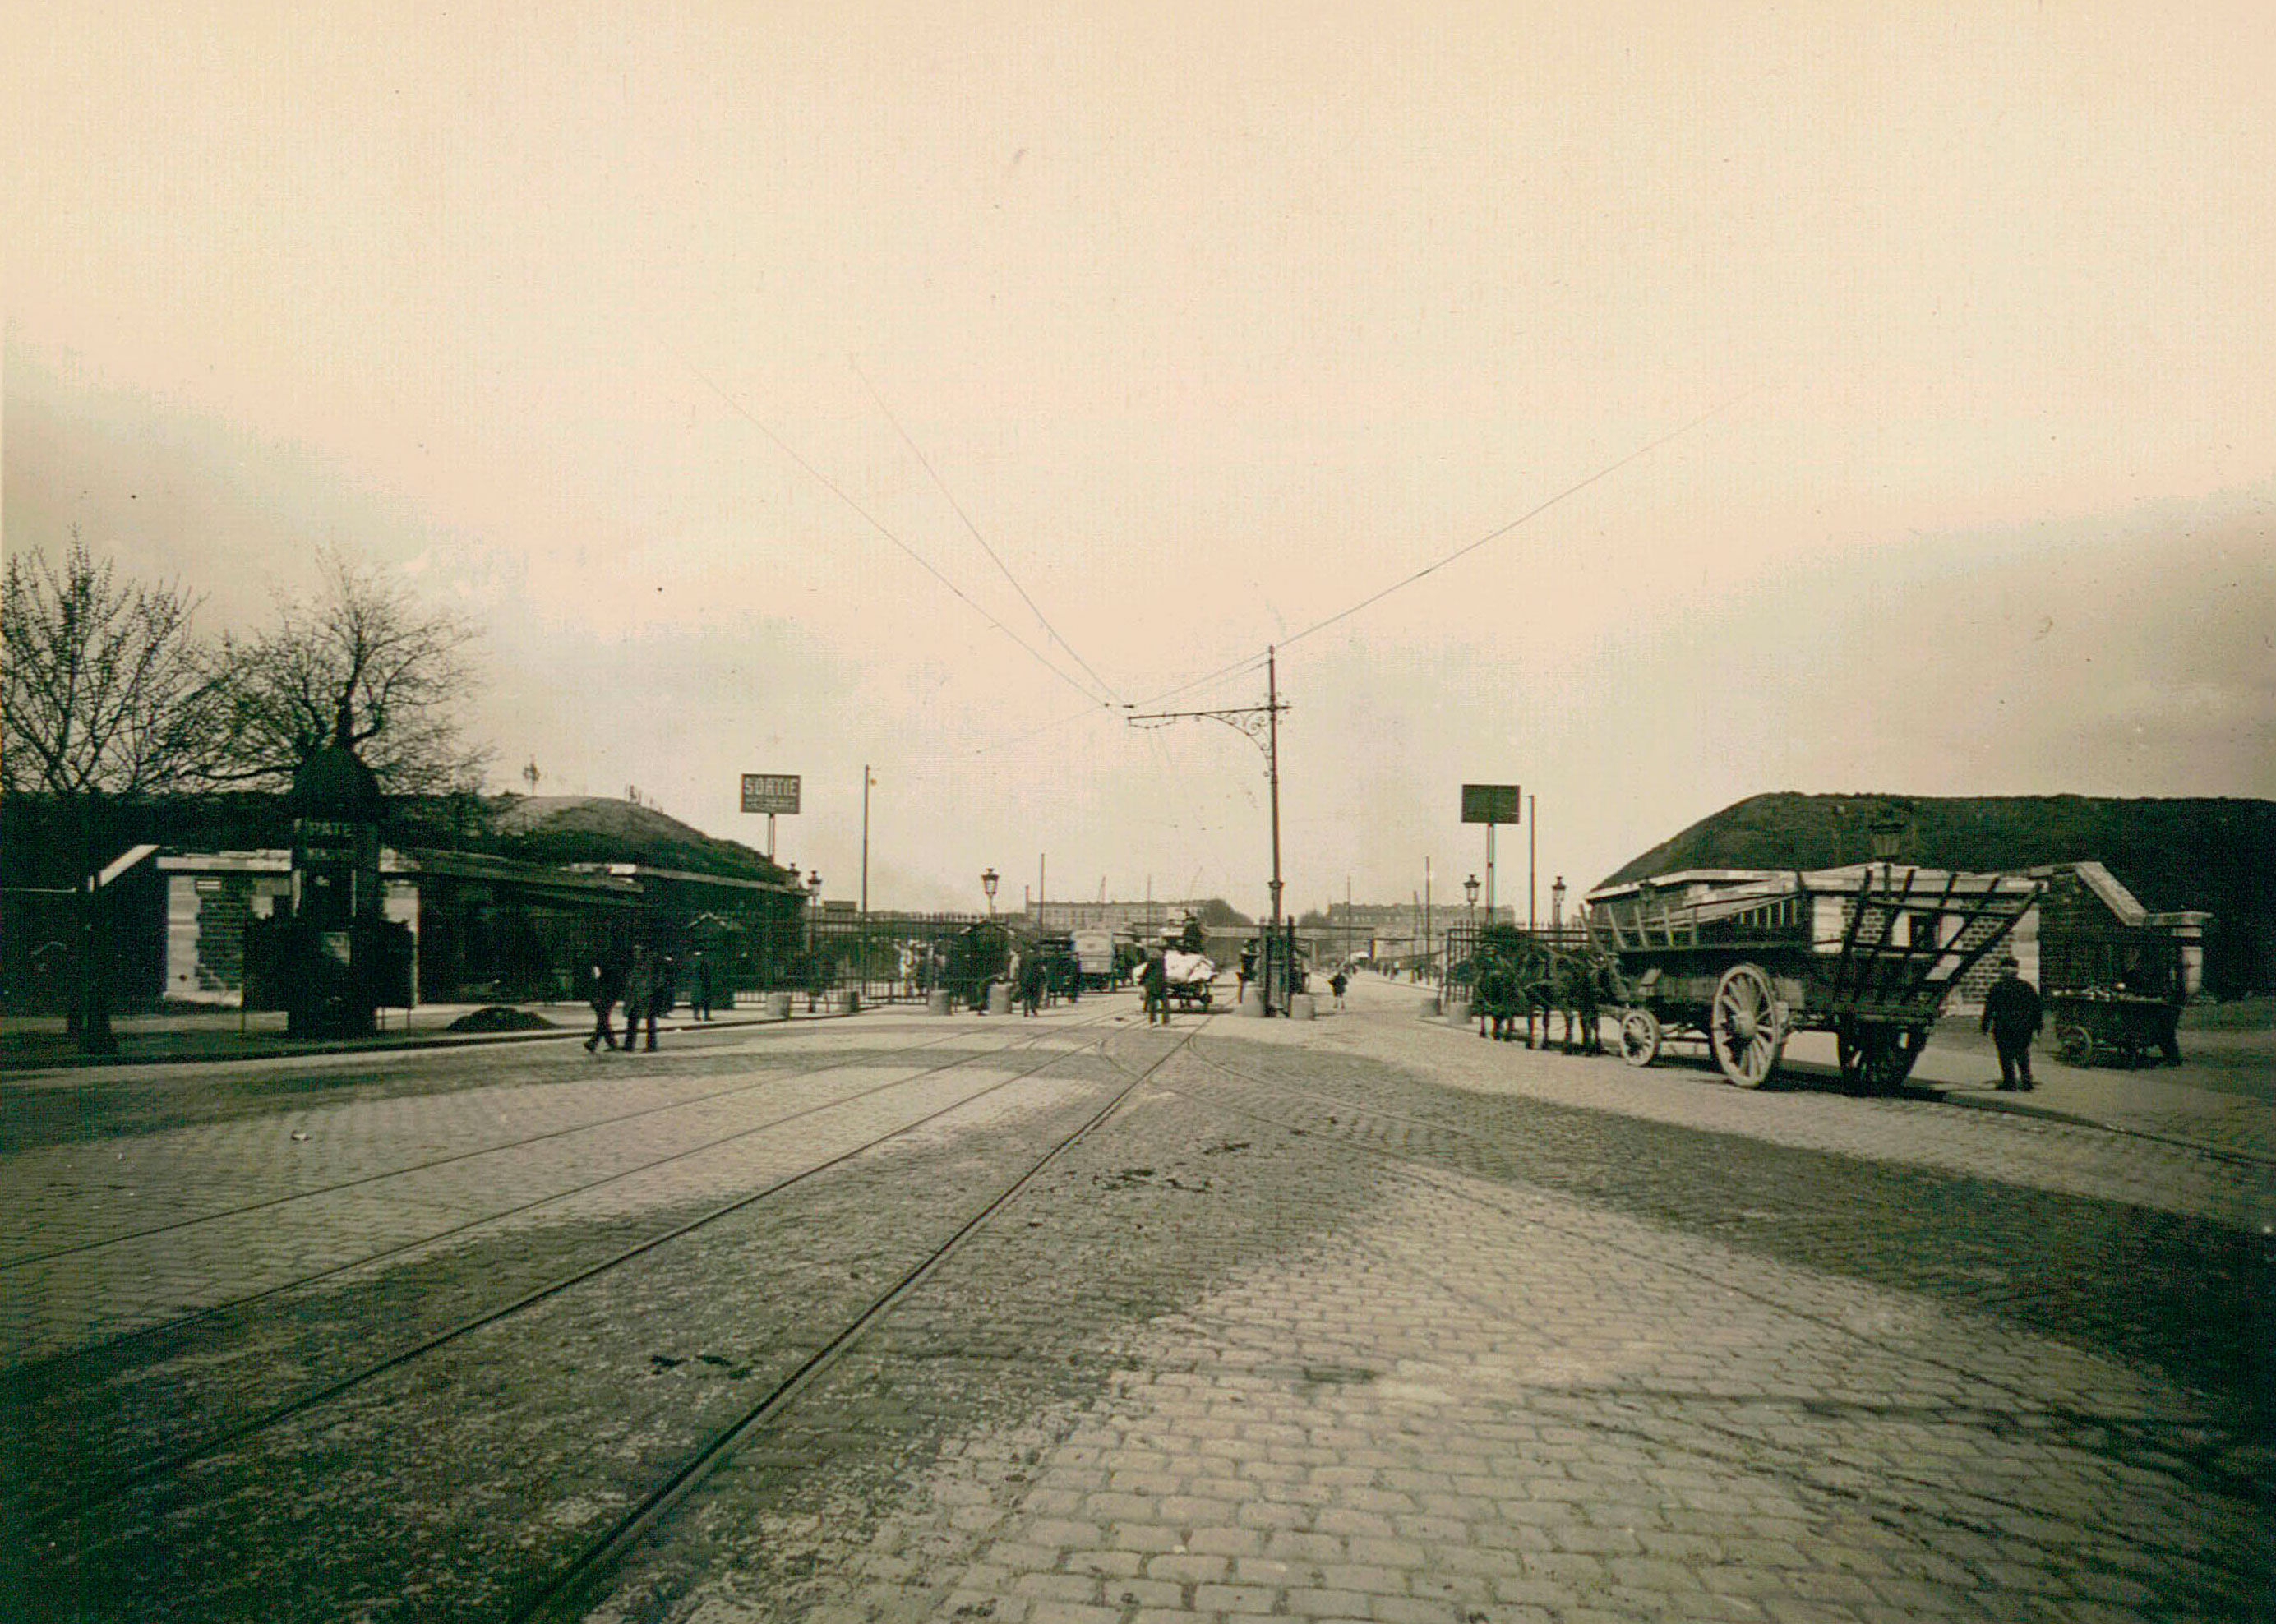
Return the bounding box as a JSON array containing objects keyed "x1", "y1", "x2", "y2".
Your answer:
[
  {"x1": 740, "y1": 773, "x2": 801, "y2": 860},
  {"x1": 1461, "y1": 783, "x2": 1521, "y2": 920}
]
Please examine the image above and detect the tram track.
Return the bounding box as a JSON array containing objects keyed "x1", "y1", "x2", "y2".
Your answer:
[
  {"x1": 8, "y1": 1010, "x2": 1133, "y2": 1539},
  {"x1": 505, "y1": 1017, "x2": 1203, "y2": 1624},
  {"x1": 1, "y1": 1022, "x2": 1100, "y2": 1376},
  {"x1": 1, "y1": 1022, "x2": 989, "y2": 1271}
]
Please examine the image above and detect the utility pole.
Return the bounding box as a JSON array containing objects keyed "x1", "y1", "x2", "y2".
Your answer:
[
  {"x1": 1528, "y1": 792, "x2": 1537, "y2": 931},
  {"x1": 1126, "y1": 647, "x2": 1290, "y2": 1004},
  {"x1": 860, "y1": 765, "x2": 872, "y2": 916},
  {"x1": 1267, "y1": 647, "x2": 1284, "y2": 932}
]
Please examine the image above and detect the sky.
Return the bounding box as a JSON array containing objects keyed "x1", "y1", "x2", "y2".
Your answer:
[{"x1": 7, "y1": 2, "x2": 2273, "y2": 917}]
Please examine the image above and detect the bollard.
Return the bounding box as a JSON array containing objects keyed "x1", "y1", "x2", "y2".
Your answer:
[
  {"x1": 1446, "y1": 996, "x2": 1470, "y2": 1024},
  {"x1": 1289, "y1": 993, "x2": 1316, "y2": 1021},
  {"x1": 766, "y1": 992, "x2": 792, "y2": 1020},
  {"x1": 835, "y1": 990, "x2": 859, "y2": 1015},
  {"x1": 1239, "y1": 988, "x2": 1267, "y2": 1018},
  {"x1": 926, "y1": 989, "x2": 951, "y2": 1016},
  {"x1": 988, "y1": 981, "x2": 1013, "y2": 1017}
]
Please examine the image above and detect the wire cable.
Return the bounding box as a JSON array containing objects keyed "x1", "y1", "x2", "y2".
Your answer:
[
  {"x1": 852, "y1": 358, "x2": 1120, "y2": 704},
  {"x1": 649, "y1": 330, "x2": 1112, "y2": 710},
  {"x1": 1135, "y1": 385, "x2": 1764, "y2": 708}
]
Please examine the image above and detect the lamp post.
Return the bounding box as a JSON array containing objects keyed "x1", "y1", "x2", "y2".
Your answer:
[
  {"x1": 1551, "y1": 876, "x2": 1566, "y2": 931},
  {"x1": 1464, "y1": 873, "x2": 1480, "y2": 929},
  {"x1": 981, "y1": 867, "x2": 999, "y2": 917},
  {"x1": 806, "y1": 870, "x2": 824, "y2": 1008}
]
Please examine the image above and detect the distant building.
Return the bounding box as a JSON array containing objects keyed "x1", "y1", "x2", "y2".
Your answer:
[{"x1": 1028, "y1": 899, "x2": 1193, "y2": 933}]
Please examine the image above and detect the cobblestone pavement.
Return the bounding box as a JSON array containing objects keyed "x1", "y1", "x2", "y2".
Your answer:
[
  {"x1": 4, "y1": 981, "x2": 2269, "y2": 1622},
  {"x1": 572, "y1": 980, "x2": 2270, "y2": 1624}
]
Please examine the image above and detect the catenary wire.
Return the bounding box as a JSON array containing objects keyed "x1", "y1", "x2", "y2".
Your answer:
[
  {"x1": 649, "y1": 329, "x2": 1111, "y2": 709},
  {"x1": 1136, "y1": 385, "x2": 1764, "y2": 708},
  {"x1": 852, "y1": 357, "x2": 1121, "y2": 704}
]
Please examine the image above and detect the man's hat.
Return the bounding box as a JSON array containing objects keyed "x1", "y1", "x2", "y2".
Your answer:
[{"x1": 1999, "y1": 954, "x2": 2020, "y2": 967}]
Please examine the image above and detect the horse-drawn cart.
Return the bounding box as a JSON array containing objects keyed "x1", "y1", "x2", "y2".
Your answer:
[
  {"x1": 1588, "y1": 865, "x2": 2038, "y2": 1091},
  {"x1": 2041, "y1": 927, "x2": 2186, "y2": 1068}
]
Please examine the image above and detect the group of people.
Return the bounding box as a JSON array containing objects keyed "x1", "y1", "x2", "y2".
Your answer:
[{"x1": 584, "y1": 945, "x2": 716, "y2": 1053}]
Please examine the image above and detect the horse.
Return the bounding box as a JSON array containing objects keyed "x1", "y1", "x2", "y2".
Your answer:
[{"x1": 1540, "y1": 943, "x2": 1620, "y2": 1054}]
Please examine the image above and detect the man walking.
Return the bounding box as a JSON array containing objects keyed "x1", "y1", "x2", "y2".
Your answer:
[
  {"x1": 1981, "y1": 954, "x2": 2043, "y2": 1091},
  {"x1": 621, "y1": 944, "x2": 661, "y2": 1053},
  {"x1": 583, "y1": 948, "x2": 623, "y2": 1052},
  {"x1": 1139, "y1": 948, "x2": 1170, "y2": 1027}
]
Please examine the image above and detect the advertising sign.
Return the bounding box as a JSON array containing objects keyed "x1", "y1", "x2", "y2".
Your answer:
[
  {"x1": 1460, "y1": 783, "x2": 1521, "y2": 825},
  {"x1": 740, "y1": 773, "x2": 801, "y2": 815}
]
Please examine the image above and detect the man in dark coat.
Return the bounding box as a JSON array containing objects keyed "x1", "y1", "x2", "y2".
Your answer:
[
  {"x1": 1980, "y1": 954, "x2": 2043, "y2": 1091},
  {"x1": 1139, "y1": 948, "x2": 1170, "y2": 1027},
  {"x1": 583, "y1": 948, "x2": 624, "y2": 1052},
  {"x1": 686, "y1": 950, "x2": 713, "y2": 1021}
]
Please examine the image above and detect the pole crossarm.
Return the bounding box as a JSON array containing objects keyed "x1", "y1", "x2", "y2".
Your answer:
[{"x1": 1123, "y1": 700, "x2": 1287, "y2": 761}]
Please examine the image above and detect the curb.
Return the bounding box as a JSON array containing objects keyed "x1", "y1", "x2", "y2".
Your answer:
[
  {"x1": 0, "y1": 1007, "x2": 865, "y2": 1076},
  {"x1": 1929, "y1": 1083, "x2": 2276, "y2": 1169}
]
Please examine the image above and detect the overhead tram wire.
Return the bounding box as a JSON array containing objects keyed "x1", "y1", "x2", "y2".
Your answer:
[
  {"x1": 1133, "y1": 384, "x2": 1766, "y2": 709},
  {"x1": 651, "y1": 332, "x2": 1115, "y2": 710},
  {"x1": 852, "y1": 357, "x2": 1122, "y2": 705}
]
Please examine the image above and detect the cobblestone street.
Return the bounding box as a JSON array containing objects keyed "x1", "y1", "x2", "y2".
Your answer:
[{"x1": 2, "y1": 977, "x2": 2269, "y2": 1622}]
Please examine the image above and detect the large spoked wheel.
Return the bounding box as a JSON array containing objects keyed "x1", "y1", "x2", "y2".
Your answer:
[
  {"x1": 1710, "y1": 963, "x2": 1786, "y2": 1087},
  {"x1": 2057, "y1": 1024, "x2": 2095, "y2": 1067},
  {"x1": 1618, "y1": 1008, "x2": 1662, "y2": 1068},
  {"x1": 1848, "y1": 1023, "x2": 1921, "y2": 1087}
]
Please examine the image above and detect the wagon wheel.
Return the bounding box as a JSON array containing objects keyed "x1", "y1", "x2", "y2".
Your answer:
[
  {"x1": 1710, "y1": 963, "x2": 1786, "y2": 1088},
  {"x1": 2056, "y1": 1024, "x2": 2095, "y2": 1067},
  {"x1": 1618, "y1": 1008, "x2": 1662, "y2": 1068},
  {"x1": 1856, "y1": 1026, "x2": 1928, "y2": 1093}
]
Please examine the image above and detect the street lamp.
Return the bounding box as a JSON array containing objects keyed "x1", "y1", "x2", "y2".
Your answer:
[
  {"x1": 806, "y1": 870, "x2": 824, "y2": 1007},
  {"x1": 1551, "y1": 876, "x2": 1567, "y2": 931},
  {"x1": 981, "y1": 867, "x2": 999, "y2": 916},
  {"x1": 1464, "y1": 873, "x2": 1480, "y2": 926}
]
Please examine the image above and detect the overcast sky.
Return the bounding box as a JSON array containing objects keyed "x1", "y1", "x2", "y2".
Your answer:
[{"x1": 7, "y1": 2, "x2": 2272, "y2": 916}]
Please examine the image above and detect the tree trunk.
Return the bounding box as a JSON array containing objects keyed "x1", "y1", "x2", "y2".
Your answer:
[{"x1": 76, "y1": 796, "x2": 118, "y2": 1056}]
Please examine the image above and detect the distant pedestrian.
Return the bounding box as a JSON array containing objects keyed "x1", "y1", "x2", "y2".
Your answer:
[
  {"x1": 1981, "y1": 954, "x2": 2042, "y2": 1091},
  {"x1": 1139, "y1": 948, "x2": 1170, "y2": 1026},
  {"x1": 622, "y1": 945, "x2": 660, "y2": 1052},
  {"x1": 686, "y1": 950, "x2": 713, "y2": 1021},
  {"x1": 1019, "y1": 954, "x2": 1046, "y2": 1017},
  {"x1": 1329, "y1": 968, "x2": 1348, "y2": 1009},
  {"x1": 583, "y1": 948, "x2": 624, "y2": 1052}
]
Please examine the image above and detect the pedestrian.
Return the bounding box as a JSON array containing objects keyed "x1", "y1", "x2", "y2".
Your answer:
[
  {"x1": 622, "y1": 944, "x2": 660, "y2": 1053},
  {"x1": 1980, "y1": 953, "x2": 2042, "y2": 1091},
  {"x1": 1139, "y1": 947, "x2": 1170, "y2": 1027},
  {"x1": 1019, "y1": 953, "x2": 1046, "y2": 1017},
  {"x1": 687, "y1": 950, "x2": 713, "y2": 1021},
  {"x1": 1330, "y1": 967, "x2": 1348, "y2": 1009},
  {"x1": 582, "y1": 947, "x2": 623, "y2": 1052}
]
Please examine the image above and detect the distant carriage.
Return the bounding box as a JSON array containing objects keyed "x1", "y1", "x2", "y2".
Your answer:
[
  {"x1": 2042, "y1": 927, "x2": 2185, "y2": 1068},
  {"x1": 1588, "y1": 865, "x2": 2038, "y2": 1091}
]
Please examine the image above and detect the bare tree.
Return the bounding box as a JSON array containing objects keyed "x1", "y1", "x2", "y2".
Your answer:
[
  {"x1": 2, "y1": 532, "x2": 233, "y2": 1050},
  {"x1": 215, "y1": 549, "x2": 489, "y2": 794}
]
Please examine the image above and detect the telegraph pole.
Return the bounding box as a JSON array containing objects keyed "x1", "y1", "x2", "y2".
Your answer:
[
  {"x1": 1126, "y1": 646, "x2": 1290, "y2": 1007},
  {"x1": 860, "y1": 765, "x2": 872, "y2": 916},
  {"x1": 1266, "y1": 647, "x2": 1283, "y2": 930}
]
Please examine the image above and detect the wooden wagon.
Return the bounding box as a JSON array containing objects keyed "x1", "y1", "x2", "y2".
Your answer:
[
  {"x1": 2042, "y1": 928, "x2": 2185, "y2": 1068},
  {"x1": 1587, "y1": 865, "x2": 2039, "y2": 1091}
]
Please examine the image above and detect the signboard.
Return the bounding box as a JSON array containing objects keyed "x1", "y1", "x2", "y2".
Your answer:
[
  {"x1": 740, "y1": 773, "x2": 801, "y2": 815},
  {"x1": 1461, "y1": 783, "x2": 1521, "y2": 825}
]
